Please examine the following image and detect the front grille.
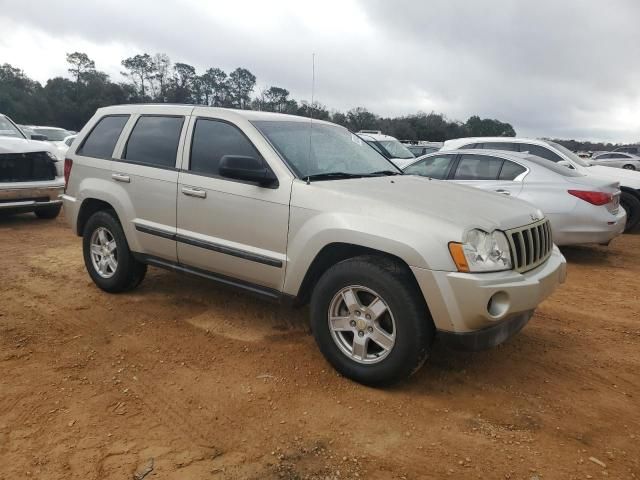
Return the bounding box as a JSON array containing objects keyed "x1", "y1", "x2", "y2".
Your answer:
[
  {"x1": 0, "y1": 152, "x2": 57, "y2": 182},
  {"x1": 506, "y1": 219, "x2": 553, "y2": 273}
]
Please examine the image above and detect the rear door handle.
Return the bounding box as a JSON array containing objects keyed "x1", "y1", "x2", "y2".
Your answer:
[
  {"x1": 494, "y1": 189, "x2": 511, "y2": 196},
  {"x1": 181, "y1": 186, "x2": 207, "y2": 199},
  {"x1": 112, "y1": 173, "x2": 131, "y2": 183}
]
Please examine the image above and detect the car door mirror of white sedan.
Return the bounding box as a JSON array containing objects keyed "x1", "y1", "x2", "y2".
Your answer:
[{"x1": 557, "y1": 160, "x2": 575, "y2": 169}]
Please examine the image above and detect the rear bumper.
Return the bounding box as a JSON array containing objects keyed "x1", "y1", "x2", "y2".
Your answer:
[
  {"x1": 551, "y1": 208, "x2": 626, "y2": 246},
  {"x1": 0, "y1": 178, "x2": 64, "y2": 210},
  {"x1": 411, "y1": 246, "x2": 566, "y2": 346}
]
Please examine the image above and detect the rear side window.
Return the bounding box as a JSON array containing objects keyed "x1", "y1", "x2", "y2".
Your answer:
[
  {"x1": 189, "y1": 119, "x2": 260, "y2": 177},
  {"x1": 518, "y1": 143, "x2": 563, "y2": 163},
  {"x1": 403, "y1": 155, "x2": 454, "y2": 179},
  {"x1": 474, "y1": 142, "x2": 519, "y2": 151},
  {"x1": 499, "y1": 160, "x2": 527, "y2": 180},
  {"x1": 77, "y1": 115, "x2": 129, "y2": 159},
  {"x1": 123, "y1": 116, "x2": 184, "y2": 168},
  {"x1": 453, "y1": 154, "x2": 503, "y2": 180}
]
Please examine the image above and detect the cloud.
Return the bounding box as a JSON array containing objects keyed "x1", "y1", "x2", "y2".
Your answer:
[{"x1": 0, "y1": 0, "x2": 638, "y2": 141}]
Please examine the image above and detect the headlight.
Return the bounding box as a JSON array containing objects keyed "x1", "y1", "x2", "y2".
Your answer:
[
  {"x1": 448, "y1": 229, "x2": 512, "y2": 273},
  {"x1": 45, "y1": 151, "x2": 59, "y2": 161}
]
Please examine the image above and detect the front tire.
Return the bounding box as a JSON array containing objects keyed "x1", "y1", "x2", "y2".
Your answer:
[
  {"x1": 622, "y1": 164, "x2": 636, "y2": 171},
  {"x1": 82, "y1": 210, "x2": 147, "y2": 293},
  {"x1": 621, "y1": 191, "x2": 640, "y2": 232},
  {"x1": 310, "y1": 255, "x2": 434, "y2": 386},
  {"x1": 34, "y1": 204, "x2": 62, "y2": 219}
]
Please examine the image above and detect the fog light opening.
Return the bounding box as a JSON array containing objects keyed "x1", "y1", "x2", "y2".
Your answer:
[{"x1": 487, "y1": 291, "x2": 509, "y2": 318}]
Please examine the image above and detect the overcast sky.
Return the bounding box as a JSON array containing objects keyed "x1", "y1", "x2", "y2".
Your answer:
[{"x1": 1, "y1": 0, "x2": 639, "y2": 142}]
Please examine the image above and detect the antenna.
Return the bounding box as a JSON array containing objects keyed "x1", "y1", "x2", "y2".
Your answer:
[{"x1": 306, "y1": 53, "x2": 315, "y2": 184}]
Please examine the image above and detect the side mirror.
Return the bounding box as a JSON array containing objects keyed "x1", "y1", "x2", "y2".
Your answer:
[
  {"x1": 219, "y1": 155, "x2": 278, "y2": 188},
  {"x1": 30, "y1": 134, "x2": 48, "y2": 141},
  {"x1": 557, "y1": 160, "x2": 575, "y2": 169}
]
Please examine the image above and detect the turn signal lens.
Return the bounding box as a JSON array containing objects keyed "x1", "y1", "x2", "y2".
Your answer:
[
  {"x1": 448, "y1": 242, "x2": 470, "y2": 273},
  {"x1": 64, "y1": 158, "x2": 73, "y2": 190},
  {"x1": 568, "y1": 190, "x2": 612, "y2": 206}
]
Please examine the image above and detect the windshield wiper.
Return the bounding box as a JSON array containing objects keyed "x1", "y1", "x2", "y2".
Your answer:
[
  {"x1": 366, "y1": 170, "x2": 402, "y2": 176},
  {"x1": 304, "y1": 172, "x2": 364, "y2": 182}
]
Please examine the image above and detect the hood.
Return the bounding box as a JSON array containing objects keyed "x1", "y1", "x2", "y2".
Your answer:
[
  {"x1": 586, "y1": 164, "x2": 640, "y2": 189},
  {"x1": 295, "y1": 175, "x2": 543, "y2": 234},
  {"x1": 0, "y1": 137, "x2": 58, "y2": 156}
]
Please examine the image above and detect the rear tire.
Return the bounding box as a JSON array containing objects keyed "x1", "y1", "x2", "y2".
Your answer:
[
  {"x1": 82, "y1": 210, "x2": 147, "y2": 293},
  {"x1": 310, "y1": 255, "x2": 434, "y2": 386},
  {"x1": 34, "y1": 204, "x2": 62, "y2": 219},
  {"x1": 621, "y1": 191, "x2": 640, "y2": 232},
  {"x1": 622, "y1": 164, "x2": 636, "y2": 171}
]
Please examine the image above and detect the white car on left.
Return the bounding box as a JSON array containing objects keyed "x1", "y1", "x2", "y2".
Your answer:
[
  {"x1": 29, "y1": 126, "x2": 74, "y2": 159},
  {"x1": 0, "y1": 113, "x2": 64, "y2": 219}
]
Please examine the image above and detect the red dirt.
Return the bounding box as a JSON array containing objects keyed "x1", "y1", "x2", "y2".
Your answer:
[{"x1": 1, "y1": 213, "x2": 638, "y2": 479}]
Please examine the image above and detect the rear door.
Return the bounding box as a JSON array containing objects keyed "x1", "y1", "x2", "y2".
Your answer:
[
  {"x1": 175, "y1": 110, "x2": 292, "y2": 291},
  {"x1": 111, "y1": 106, "x2": 192, "y2": 261}
]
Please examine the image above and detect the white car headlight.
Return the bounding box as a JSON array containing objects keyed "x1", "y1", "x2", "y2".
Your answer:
[{"x1": 449, "y1": 229, "x2": 512, "y2": 273}]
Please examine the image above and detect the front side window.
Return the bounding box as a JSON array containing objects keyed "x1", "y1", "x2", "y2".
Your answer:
[
  {"x1": 403, "y1": 155, "x2": 454, "y2": 179},
  {"x1": 123, "y1": 116, "x2": 184, "y2": 168},
  {"x1": 78, "y1": 115, "x2": 130, "y2": 159},
  {"x1": 190, "y1": 119, "x2": 261, "y2": 177},
  {"x1": 453, "y1": 154, "x2": 503, "y2": 180},
  {"x1": 253, "y1": 120, "x2": 399, "y2": 178}
]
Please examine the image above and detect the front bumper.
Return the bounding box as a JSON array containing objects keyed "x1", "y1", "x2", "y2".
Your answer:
[
  {"x1": 0, "y1": 178, "x2": 64, "y2": 210},
  {"x1": 411, "y1": 246, "x2": 566, "y2": 350}
]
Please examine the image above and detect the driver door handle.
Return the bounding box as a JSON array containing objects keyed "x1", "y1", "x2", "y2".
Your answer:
[
  {"x1": 181, "y1": 186, "x2": 207, "y2": 199},
  {"x1": 494, "y1": 189, "x2": 511, "y2": 196},
  {"x1": 112, "y1": 173, "x2": 131, "y2": 183}
]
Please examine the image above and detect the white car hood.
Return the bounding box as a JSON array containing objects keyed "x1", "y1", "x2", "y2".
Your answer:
[
  {"x1": 0, "y1": 137, "x2": 58, "y2": 156},
  {"x1": 298, "y1": 175, "x2": 544, "y2": 233},
  {"x1": 586, "y1": 165, "x2": 640, "y2": 189}
]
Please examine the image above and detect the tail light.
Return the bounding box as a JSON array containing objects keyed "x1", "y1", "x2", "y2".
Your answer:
[
  {"x1": 568, "y1": 189, "x2": 612, "y2": 206},
  {"x1": 64, "y1": 158, "x2": 73, "y2": 190}
]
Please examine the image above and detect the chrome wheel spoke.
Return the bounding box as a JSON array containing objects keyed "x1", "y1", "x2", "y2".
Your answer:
[
  {"x1": 369, "y1": 325, "x2": 395, "y2": 351},
  {"x1": 106, "y1": 257, "x2": 118, "y2": 272},
  {"x1": 367, "y1": 296, "x2": 387, "y2": 320},
  {"x1": 329, "y1": 315, "x2": 352, "y2": 331},
  {"x1": 106, "y1": 240, "x2": 117, "y2": 253},
  {"x1": 90, "y1": 244, "x2": 103, "y2": 256},
  {"x1": 352, "y1": 335, "x2": 368, "y2": 361},
  {"x1": 341, "y1": 288, "x2": 361, "y2": 314},
  {"x1": 98, "y1": 229, "x2": 108, "y2": 246}
]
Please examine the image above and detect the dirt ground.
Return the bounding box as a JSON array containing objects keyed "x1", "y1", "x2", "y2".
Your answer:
[{"x1": 0, "y1": 212, "x2": 638, "y2": 480}]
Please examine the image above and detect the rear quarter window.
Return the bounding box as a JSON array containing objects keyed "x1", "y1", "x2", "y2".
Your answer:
[{"x1": 77, "y1": 115, "x2": 130, "y2": 159}]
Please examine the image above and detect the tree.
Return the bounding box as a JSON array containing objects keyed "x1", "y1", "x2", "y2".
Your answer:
[
  {"x1": 152, "y1": 53, "x2": 172, "y2": 102},
  {"x1": 200, "y1": 67, "x2": 228, "y2": 106},
  {"x1": 121, "y1": 53, "x2": 155, "y2": 100},
  {"x1": 464, "y1": 115, "x2": 516, "y2": 137},
  {"x1": 66, "y1": 52, "x2": 96, "y2": 85},
  {"x1": 297, "y1": 101, "x2": 330, "y2": 120},
  {"x1": 227, "y1": 68, "x2": 256, "y2": 109},
  {"x1": 346, "y1": 107, "x2": 378, "y2": 132},
  {"x1": 169, "y1": 62, "x2": 197, "y2": 103},
  {"x1": 260, "y1": 86, "x2": 297, "y2": 113}
]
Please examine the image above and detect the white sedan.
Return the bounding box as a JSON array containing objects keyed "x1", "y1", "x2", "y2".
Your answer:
[
  {"x1": 402, "y1": 149, "x2": 626, "y2": 246},
  {"x1": 589, "y1": 152, "x2": 640, "y2": 171}
]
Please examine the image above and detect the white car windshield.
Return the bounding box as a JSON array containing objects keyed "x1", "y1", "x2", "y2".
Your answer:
[
  {"x1": 377, "y1": 140, "x2": 415, "y2": 159},
  {"x1": 253, "y1": 121, "x2": 401, "y2": 179},
  {"x1": 0, "y1": 116, "x2": 26, "y2": 139},
  {"x1": 34, "y1": 128, "x2": 69, "y2": 142},
  {"x1": 547, "y1": 141, "x2": 590, "y2": 167}
]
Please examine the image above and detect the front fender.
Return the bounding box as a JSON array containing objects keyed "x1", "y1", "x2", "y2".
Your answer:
[{"x1": 282, "y1": 208, "x2": 456, "y2": 296}]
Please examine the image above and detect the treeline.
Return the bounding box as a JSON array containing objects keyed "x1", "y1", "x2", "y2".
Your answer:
[{"x1": 0, "y1": 51, "x2": 518, "y2": 140}]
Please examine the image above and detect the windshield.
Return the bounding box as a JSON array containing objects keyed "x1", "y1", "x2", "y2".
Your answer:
[
  {"x1": 547, "y1": 141, "x2": 590, "y2": 167},
  {"x1": 377, "y1": 140, "x2": 415, "y2": 159},
  {"x1": 0, "y1": 116, "x2": 26, "y2": 139},
  {"x1": 252, "y1": 120, "x2": 401, "y2": 178},
  {"x1": 34, "y1": 128, "x2": 69, "y2": 142}
]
